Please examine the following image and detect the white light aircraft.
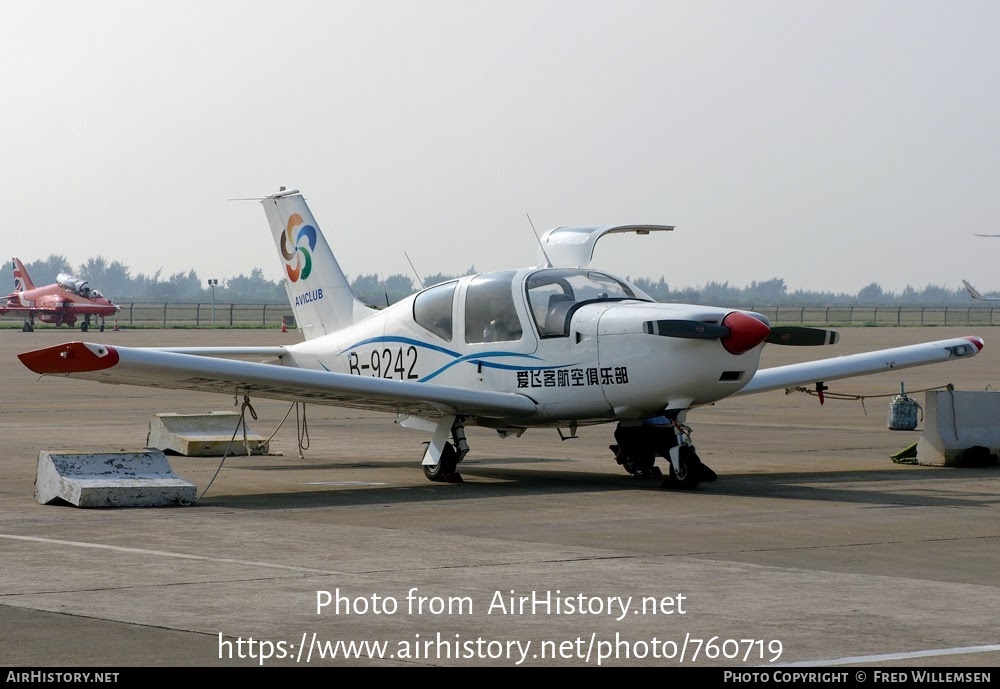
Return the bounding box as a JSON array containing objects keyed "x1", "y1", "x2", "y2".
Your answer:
[
  {"x1": 18, "y1": 189, "x2": 986, "y2": 489},
  {"x1": 963, "y1": 235, "x2": 1000, "y2": 301},
  {"x1": 962, "y1": 279, "x2": 1000, "y2": 302}
]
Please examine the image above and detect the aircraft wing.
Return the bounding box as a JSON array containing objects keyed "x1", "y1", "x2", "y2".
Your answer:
[
  {"x1": 734, "y1": 336, "x2": 983, "y2": 396},
  {"x1": 17, "y1": 341, "x2": 539, "y2": 421},
  {"x1": 0, "y1": 304, "x2": 109, "y2": 315},
  {"x1": 0, "y1": 305, "x2": 63, "y2": 315},
  {"x1": 149, "y1": 346, "x2": 292, "y2": 359}
]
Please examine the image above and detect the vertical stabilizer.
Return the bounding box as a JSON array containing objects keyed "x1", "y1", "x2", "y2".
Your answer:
[
  {"x1": 11, "y1": 258, "x2": 34, "y2": 292},
  {"x1": 261, "y1": 189, "x2": 373, "y2": 339}
]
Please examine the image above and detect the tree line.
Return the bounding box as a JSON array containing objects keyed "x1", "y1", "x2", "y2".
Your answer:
[{"x1": 0, "y1": 254, "x2": 989, "y2": 306}]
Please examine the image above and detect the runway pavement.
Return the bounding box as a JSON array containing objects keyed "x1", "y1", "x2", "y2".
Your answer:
[{"x1": 1, "y1": 326, "x2": 998, "y2": 668}]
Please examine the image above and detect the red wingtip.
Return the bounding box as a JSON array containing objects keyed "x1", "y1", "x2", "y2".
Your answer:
[
  {"x1": 18, "y1": 342, "x2": 120, "y2": 374},
  {"x1": 964, "y1": 336, "x2": 985, "y2": 352}
]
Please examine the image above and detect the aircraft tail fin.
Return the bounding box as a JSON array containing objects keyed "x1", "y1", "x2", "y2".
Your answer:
[
  {"x1": 11, "y1": 258, "x2": 35, "y2": 292},
  {"x1": 261, "y1": 189, "x2": 373, "y2": 339},
  {"x1": 962, "y1": 279, "x2": 983, "y2": 300},
  {"x1": 962, "y1": 279, "x2": 1000, "y2": 301}
]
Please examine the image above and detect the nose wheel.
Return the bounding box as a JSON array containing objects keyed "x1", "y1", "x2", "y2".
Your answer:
[{"x1": 663, "y1": 445, "x2": 704, "y2": 490}]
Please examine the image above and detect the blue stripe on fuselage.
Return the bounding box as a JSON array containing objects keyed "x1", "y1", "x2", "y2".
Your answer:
[{"x1": 335, "y1": 336, "x2": 578, "y2": 382}]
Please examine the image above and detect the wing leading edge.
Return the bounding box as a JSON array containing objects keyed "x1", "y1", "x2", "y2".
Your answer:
[
  {"x1": 735, "y1": 336, "x2": 984, "y2": 396},
  {"x1": 18, "y1": 342, "x2": 539, "y2": 421},
  {"x1": 0, "y1": 306, "x2": 71, "y2": 315}
]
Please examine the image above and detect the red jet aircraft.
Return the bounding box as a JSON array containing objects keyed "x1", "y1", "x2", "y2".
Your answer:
[{"x1": 0, "y1": 258, "x2": 120, "y2": 332}]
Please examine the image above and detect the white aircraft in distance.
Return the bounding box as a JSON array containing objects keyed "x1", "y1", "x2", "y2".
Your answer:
[
  {"x1": 17, "y1": 189, "x2": 986, "y2": 489},
  {"x1": 962, "y1": 279, "x2": 1000, "y2": 302},
  {"x1": 962, "y1": 235, "x2": 1000, "y2": 301}
]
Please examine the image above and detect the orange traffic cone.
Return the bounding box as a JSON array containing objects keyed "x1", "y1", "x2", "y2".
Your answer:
[
  {"x1": 113, "y1": 315, "x2": 119, "y2": 332},
  {"x1": 280, "y1": 320, "x2": 287, "y2": 333}
]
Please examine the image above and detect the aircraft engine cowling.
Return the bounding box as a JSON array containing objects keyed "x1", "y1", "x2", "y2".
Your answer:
[{"x1": 596, "y1": 303, "x2": 767, "y2": 414}]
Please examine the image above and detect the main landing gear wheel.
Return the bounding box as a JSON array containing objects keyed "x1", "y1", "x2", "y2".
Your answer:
[
  {"x1": 610, "y1": 444, "x2": 661, "y2": 479},
  {"x1": 423, "y1": 441, "x2": 461, "y2": 482},
  {"x1": 22, "y1": 322, "x2": 33, "y2": 332},
  {"x1": 663, "y1": 445, "x2": 703, "y2": 490},
  {"x1": 80, "y1": 321, "x2": 89, "y2": 332},
  {"x1": 610, "y1": 444, "x2": 635, "y2": 474}
]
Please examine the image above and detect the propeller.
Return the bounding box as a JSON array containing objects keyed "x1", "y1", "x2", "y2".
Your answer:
[
  {"x1": 643, "y1": 320, "x2": 730, "y2": 339},
  {"x1": 643, "y1": 313, "x2": 839, "y2": 354},
  {"x1": 766, "y1": 326, "x2": 839, "y2": 346}
]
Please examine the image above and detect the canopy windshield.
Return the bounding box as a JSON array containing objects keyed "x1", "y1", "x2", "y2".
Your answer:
[{"x1": 525, "y1": 269, "x2": 650, "y2": 337}]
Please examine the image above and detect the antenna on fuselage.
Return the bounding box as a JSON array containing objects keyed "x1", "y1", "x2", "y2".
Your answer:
[
  {"x1": 527, "y1": 213, "x2": 553, "y2": 268},
  {"x1": 404, "y1": 251, "x2": 425, "y2": 289}
]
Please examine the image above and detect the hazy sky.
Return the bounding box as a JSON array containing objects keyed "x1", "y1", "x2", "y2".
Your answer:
[{"x1": 3, "y1": 1, "x2": 998, "y2": 295}]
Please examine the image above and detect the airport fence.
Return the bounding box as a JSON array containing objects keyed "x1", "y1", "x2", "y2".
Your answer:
[
  {"x1": 747, "y1": 305, "x2": 1000, "y2": 327},
  {"x1": 3, "y1": 303, "x2": 1000, "y2": 329},
  {"x1": 114, "y1": 302, "x2": 296, "y2": 328}
]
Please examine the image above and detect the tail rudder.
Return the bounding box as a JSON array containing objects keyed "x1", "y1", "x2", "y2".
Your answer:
[
  {"x1": 11, "y1": 258, "x2": 35, "y2": 292},
  {"x1": 261, "y1": 188, "x2": 372, "y2": 339},
  {"x1": 962, "y1": 279, "x2": 983, "y2": 300},
  {"x1": 962, "y1": 279, "x2": 1000, "y2": 301}
]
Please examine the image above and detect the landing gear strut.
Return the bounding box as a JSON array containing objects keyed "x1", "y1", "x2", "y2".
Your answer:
[
  {"x1": 81, "y1": 315, "x2": 95, "y2": 332},
  {"x1": 422, "y1": 416, "x2": 469, "y2": 483}
]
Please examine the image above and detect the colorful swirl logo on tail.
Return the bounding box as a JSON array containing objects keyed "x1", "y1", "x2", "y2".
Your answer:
[{"x1": 281, "y1": 214, "x2": 318, "y2": 282}]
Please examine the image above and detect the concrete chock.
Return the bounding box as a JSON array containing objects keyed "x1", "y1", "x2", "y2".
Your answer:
[
  {"x1": 35, "y1": 450, "x2": 197, "y2": 507},
  {"x1": 146, "y1": 411, "x2": 270, "y2": 457},
  {"x1": 915, "y1": 390, "x2": 1000, "y2": 467}
]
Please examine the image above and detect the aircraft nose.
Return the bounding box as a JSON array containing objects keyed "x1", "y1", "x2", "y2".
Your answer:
[{"x1": 720, "y1": 311, "x2": 771, "y2": 355}]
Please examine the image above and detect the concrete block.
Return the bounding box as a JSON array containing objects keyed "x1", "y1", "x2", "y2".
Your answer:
[
  {"x1": 146, "y1": 411, "x2": 270, "y2": 457},
  {"x1": 915, "y1": 390, "x2": 1000, "y2": 467},
  {"x1": 35, "y1": 450, "x2": 197, "y2": 507}
]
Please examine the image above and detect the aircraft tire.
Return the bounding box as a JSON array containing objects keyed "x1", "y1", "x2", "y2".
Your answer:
[
  {"x1": 664, "y1": 446, "x2": 703, "y2": 490},
  {"x1": 422, "y1": 441, "x2": 460, "y2": 482},
  {"x1": 22, "y1": 322, "x2": 33, "y2": 333},
  {"x1": 610, "y1": 444, "x2": 637, "y2": 474},
  {"x1": 81, "y1": 322, "x2": 89, "y2": 332},
  {"x1": 619, "y1": 455, "x2": 659, "y2": 479}
]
